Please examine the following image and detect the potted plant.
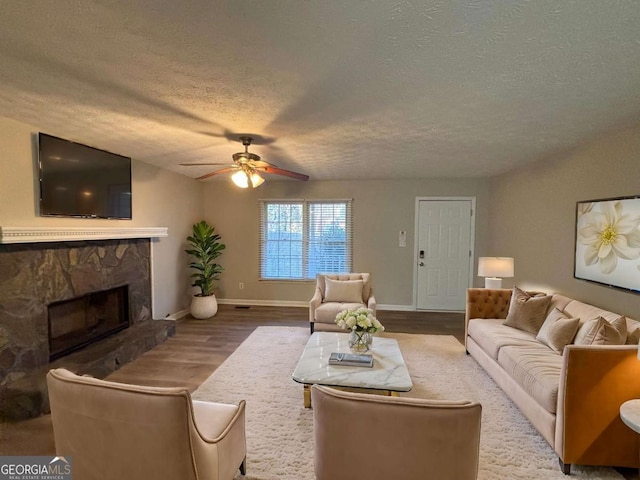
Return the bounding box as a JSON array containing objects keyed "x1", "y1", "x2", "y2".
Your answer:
[{"x1": 185, "y1": 221, "x2": 226, "y2": 319}]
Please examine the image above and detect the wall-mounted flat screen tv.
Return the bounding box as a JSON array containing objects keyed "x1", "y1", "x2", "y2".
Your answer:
[{"x1": 38, "y1": 133, "x2": 132, "y2": 219}]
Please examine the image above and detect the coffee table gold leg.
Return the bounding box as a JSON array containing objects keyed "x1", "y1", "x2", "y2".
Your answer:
[{"x1": 304, "y1": 385, "x2": 311, "y2": 408}]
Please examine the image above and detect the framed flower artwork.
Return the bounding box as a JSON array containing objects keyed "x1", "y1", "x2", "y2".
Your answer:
[{"x1": 575, "y1": 195, "x2": 640, "y2": 293}]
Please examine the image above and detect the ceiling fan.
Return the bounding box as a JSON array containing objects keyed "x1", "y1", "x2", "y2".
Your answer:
[{"x1": 180, "y1": 136, "x2": 309, "y2": 188}]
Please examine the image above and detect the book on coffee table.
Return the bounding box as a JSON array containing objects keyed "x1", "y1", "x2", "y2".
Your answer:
[{"x1": 328, "y1": 352, "x2": 373, "y2": 368}]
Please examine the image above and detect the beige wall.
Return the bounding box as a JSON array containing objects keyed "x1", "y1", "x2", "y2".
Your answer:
[
  {"x1": 130, "y1": 161, "x2": 203, "y2": 317},
  {"x1": 203, "y1": 178, "x2": 490, "y2": 307},
  {"x1": 489, "y1": 124, "x2": 640, "y2": 319},
  {"x1": 0, "y1": 117, "x2": 203, "y2": 318},
  {"x1": 14, "y1": 104, "x2": 635, "y2": 316}
]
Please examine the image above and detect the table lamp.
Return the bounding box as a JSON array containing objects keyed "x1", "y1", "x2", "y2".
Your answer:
[{"x1": 478, "y1": 257, "x2": 514, "y2": 289}]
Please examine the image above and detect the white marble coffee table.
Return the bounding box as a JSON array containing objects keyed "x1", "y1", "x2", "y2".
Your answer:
[{"x1": 292, "y1": 332, "x2": 413, "y2": 408}]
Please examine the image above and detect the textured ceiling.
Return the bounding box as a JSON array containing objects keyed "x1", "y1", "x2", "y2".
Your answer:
[{"x1": 0, "y1": 1, "x2": 639, "y2": 182}]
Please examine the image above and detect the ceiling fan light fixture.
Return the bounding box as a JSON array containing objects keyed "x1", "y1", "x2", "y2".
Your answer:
[
  {"x1": 231, "y1": 169, "x2": 266, "y2": 188},
  {"x1": 184, "y1": 134, "x2": 308, "y2": 184},
  {"x1": 249, "y1": 171, "x2": 265, "y2": 188},
  {"x1": 231, "y1": 170, "x2": 249, "y2": 188},
  {"x1": 232, "y1": 151, "x2": 261, "y2": 163}
]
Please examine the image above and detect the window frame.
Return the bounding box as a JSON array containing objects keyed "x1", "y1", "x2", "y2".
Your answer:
[{"x1": 259, "y1": 198, "x2": 353, "y2": 281}]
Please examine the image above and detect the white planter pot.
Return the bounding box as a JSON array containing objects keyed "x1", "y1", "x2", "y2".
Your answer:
[{"x1": 190, "y1": 294, "x2": 218, "y2": 319}]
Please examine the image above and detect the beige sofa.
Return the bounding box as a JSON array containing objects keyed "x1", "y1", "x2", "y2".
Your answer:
[{"x1": 465, "y1": 288, "x2": 640, "y2": 474}]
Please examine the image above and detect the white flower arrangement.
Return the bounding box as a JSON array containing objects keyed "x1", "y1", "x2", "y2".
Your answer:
[{"x1": 335, "y1": 307, "x2": 384, "y2": 334}]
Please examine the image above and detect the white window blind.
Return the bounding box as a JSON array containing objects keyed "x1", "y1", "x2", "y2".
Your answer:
[{"x1": 260, "y1": 199, "x2": 353, "y2": 280}]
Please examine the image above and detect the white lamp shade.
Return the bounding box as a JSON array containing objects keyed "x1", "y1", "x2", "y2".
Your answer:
[{"x1": 478, "y1": 257, "x2": 514, "y2": 278}]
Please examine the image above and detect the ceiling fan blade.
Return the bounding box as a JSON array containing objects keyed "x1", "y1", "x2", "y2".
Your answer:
[
  {"x1": 259, "y1": 166, "x2": 309, "y2": 181},
  {"x1": 180, "y1": 162, "x2": 230, "y2": 166},
  {"x1": 249, "y1": 160, "x2": 272, "y2": 168},
  {"x1": 196, "y1": 167, "x2": 237, "y2": 180}
]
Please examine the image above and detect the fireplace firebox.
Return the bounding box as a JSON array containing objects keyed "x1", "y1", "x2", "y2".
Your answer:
[{"x1": 48, "y1": 285, "x2": 130, "y2": 361}]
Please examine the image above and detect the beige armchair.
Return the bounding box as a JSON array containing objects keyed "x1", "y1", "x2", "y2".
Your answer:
[
  {"x1": 309, "y1": 273, "x2": 376, "y2": 333},
  {"x1": 311, "y1": 385, "x2": 482, "y2": 480},
  {"x1": 46, "y1": 368, "x2": 246, "y2": 480}
]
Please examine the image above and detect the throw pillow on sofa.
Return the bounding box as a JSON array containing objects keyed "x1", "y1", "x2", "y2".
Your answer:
[
  {"x1": 627, "y1": 323, "x2": 640, "y2": 345},
  {"x1": 536, "y1": 308, "x2": 580, "y2": 354},
  {"x1": 503, "y1": 286, "x2": 552, "y2": 334},
  {"x1": 324, "y1": 278, "x2": 364, "y2": 303},
  {"x1": 574, "y1": 316, "x2": 627, "y2": 345}
]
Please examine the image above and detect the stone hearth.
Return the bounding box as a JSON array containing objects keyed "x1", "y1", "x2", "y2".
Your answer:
[{"x1": 0, "y1": 238, "x2": 174, "y2": 421}]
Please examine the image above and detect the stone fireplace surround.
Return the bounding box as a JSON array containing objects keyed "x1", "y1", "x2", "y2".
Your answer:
[{"x1": 0, "y1": 227, "x2": 175, "y2": 420}]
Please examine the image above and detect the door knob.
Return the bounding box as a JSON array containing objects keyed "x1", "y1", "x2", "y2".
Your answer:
[{"x1": 419, "y1": 262, "x2": 424, "y2": 266}]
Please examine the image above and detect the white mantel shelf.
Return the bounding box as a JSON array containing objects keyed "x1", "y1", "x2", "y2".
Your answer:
[{"x1": 0, "y1": 226, "x2": 168, "y2": 244}]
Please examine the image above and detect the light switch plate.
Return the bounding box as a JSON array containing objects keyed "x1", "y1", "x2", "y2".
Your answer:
[{"x1": 399, "y1": 230, "x2": 406, "y2": 247}]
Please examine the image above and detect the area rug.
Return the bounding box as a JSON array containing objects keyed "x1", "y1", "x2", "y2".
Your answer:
[{"x1": 193, "y1": 327, "x2": 623, "y2": 480}]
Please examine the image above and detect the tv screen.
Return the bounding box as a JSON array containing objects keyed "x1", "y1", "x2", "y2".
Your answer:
[{"x1": 38, "y1": 133, "x2": 132, "y2": 219}]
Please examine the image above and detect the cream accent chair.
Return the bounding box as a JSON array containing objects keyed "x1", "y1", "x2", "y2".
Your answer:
[
  {"x1": 311, "y1": 385, "x2": 482, "y2": 480},
  {"x1": 47, "y1": 368, "x2": 246, "y2": 480},
  {"x1": 309, "y1": 273, "x2": 376, "y2": 333}
]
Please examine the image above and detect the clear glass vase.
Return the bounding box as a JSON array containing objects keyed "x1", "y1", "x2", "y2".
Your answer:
[{"x1": 348, "y1": 330, "x2": 373, "y2": 353}]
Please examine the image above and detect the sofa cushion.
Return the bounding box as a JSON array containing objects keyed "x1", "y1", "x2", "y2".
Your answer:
[
  {"x1": 563, "y1": 300, "x2": 622, "y2": 325},
  {"x1": 536, "y1": 308, "x2": 580, "y2": 354},
  {"x1": 324, "y1": 278, "x2": 364, "y2": 303},
  {"x1": 574, "y1": 316, "x2": 627, "y2": 345},
  {"x1": 467, "y1": 319, "x2": 539, "y2": 360},
  {"x1": 503, "y1": 286, "x2": 552, "y2": 334},
  {"x1": 546, "y1": 294, "x2": 573, "y2": 315},
  {"x1": 498, "y1": 344, "x2": 562, "y2": 414},
  {"x1": 314, "y1": 302, "x2": 365, "y2": 324}
]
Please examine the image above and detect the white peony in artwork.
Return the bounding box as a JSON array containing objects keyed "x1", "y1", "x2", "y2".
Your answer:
[{"x1": 575, "y1": 197, "x2": 640, "y2": 291}]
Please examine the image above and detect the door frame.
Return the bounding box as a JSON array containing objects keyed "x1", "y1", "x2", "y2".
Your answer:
[{"x1": 412, "y1": 196, "x2": 476, "y2": 311}]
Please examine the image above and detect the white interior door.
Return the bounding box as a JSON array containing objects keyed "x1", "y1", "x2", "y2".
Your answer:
[{"x1": 416, "y1": 199, "x2": 473, "y2": 311}]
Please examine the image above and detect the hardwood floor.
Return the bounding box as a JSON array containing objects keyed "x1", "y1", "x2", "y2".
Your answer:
[
  {"x1": 107, "y1": 305, "x2": 465, "y2": 391},
  {"x1": 0, "y1": 305, "x2": 463, "y2": 456}
]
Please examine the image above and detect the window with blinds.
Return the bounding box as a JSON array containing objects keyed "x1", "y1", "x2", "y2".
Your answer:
[{"x1": 259, "y1": 199, "x2": 353, "y2": 280}]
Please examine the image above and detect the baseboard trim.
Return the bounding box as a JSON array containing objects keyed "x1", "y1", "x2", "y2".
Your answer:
[
  {"x1": 415, "y1": 309, "x2": 465, "y2": 313},
  {"x1": 377, "y1": 304, "x2": 414, "y2": 311},
  {"x1": 219, "y1": 299, "x2": 418, "y2": 311},
  {"x1": 166, "y1": 301, "x2": 459, "y2": 316},
  {"x1": 379, "y1": 304, "x2": 464, "y2": 313},
  {"x1": 217, "y1": 298, "x2": 309, "y2": 308},
  {"x1": 164, "y1": 308, "x2": 190, "y2": 321}
]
